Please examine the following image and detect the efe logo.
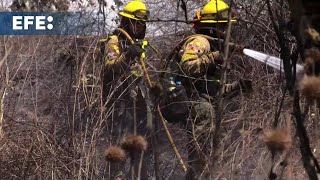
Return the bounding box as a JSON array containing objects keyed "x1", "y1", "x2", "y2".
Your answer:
[{"x1": 12, "y1": 16, "x2": 53, "y2": 30}]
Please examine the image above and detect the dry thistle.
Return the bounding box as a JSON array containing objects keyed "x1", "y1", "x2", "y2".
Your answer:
[
  {"x1": 299, "y1": 75, "x2": 320, "y2": 100},
  {"x1": 304, "y1": 48, "x2": 320, "y2": 75},
  {"x1": 121, "y1": 135, "x2": 148, "y2": 153},
  {"x1": 263, "y1": 128, "x2": 292, "y2": 153},
  {"x1": 105, "y1": 146, "x2": 126, "y2": 162}
]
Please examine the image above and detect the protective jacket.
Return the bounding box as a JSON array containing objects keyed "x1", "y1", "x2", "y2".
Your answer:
[
  {"x1": 172, "y1": 35, "x2": 218, "y2": 97},
  {"x1": 104, "y1": 35, "x2": 124, "y2": 66},
  {"x1": 102, "y1": 30, "x2": 144, "y2": 77},
  {"x1": 172, "y1": 34, "x2": 251, "y2": 97},
  {"x1": 180, "y1": 35, "x2": 221, "y2": 78}
]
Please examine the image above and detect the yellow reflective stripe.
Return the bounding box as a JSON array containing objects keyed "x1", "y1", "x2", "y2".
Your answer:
[
  {"x1": 109, "y1": 35, "x2": 118, "y2": 40},
  {"x1": 105, "y1": 59, "x2": 116, "y2": 65},
  {"x1": 104, "y1": 35, "x2": 121, "y2": 67},
  {"x1": 100, "y1": 35, "x2": 118, "y2": 43},
  {"x1": 181, "y1": 54, "x2": 198, "y2": 63},
  {"x1": 141, "y1": 40, "x2": 148, "y2": 49},
  {"x1": 194, "y1": 41, "x2": 201, "y2": 46},
  {"x1": 181, "y1": 47, "x2": 199, "y2": 63},
  {"x1": 140, "y1": 40, "x2": 148, "y2": 59},
  {"x1": 111, "y1": 45, "x2": 120, "y2": 54},
  {"x1": 130, "y1": 65, "x2": 144, "y2": 77},
  {"x1": 131, "y1": 69, "x2": 144, "y2": 77},
  {"x1": 185, "y1": 49, "x2": 198, "y2": 54},
  {"x1": 99, "y1": 38, "x2": 107, "y2": 42},
  {"x1": 105, "y1": 54, "x2": 124, "y2": 66},
  {"x1": 105, "y1": 58, "x2": 123, "y2": 65},
  {"x1": 141, "y1": 52, "x2": 146, "y2": 59}
]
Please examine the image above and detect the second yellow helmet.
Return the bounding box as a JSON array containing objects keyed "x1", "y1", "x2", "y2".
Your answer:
[
  {"x1": 118, "y1": 0, "x2": 149, "y2": 21},
  {"x1": 198, "y1": 0, "x2": 236, "y2": 23}
]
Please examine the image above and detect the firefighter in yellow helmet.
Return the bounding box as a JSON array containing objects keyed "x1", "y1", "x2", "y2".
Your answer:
[
  {"x1": 102, "y1": 0, "x2": 149, "y2": 68},
  {"x1": 161, "y1": 1, "x2": 252, "y2": 179},
  {"x1": 100, "y1": 1, "x2": 150, "y2": 178},
  {"x1": 175, "y1": 0, "x2": 252, "y2": 97},
  {"x1": 101, "y1": 0, "x2": 150, "y2": 97}
]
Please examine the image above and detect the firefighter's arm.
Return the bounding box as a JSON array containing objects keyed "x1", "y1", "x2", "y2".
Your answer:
[
  {"x1": 199, "y1": 51, "x2": 221, "y2": 64},
  {"x1": 180, "y1": 48, "x2": 221, "y2": 76},
  {"x1": 210, "y1": 39, "x2": 246, "y2": 54},
  {"x1": 102, "y1": 36, "x2": 145, "y2": 66}
]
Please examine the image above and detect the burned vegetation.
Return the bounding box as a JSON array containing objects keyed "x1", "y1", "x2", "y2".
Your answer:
[{"x1": 0, "y1": 0, "x2": 320, "y2": 179}]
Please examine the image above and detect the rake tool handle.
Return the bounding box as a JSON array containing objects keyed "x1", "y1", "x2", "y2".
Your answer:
[{"x1": 157, "y1": 105, "x2": 187, "y2": 172}]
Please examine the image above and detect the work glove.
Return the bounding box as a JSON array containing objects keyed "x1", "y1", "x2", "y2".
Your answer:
[
  {"x1": 124, "y1": 44, "x2": 144, "y2": 60},
  {"x1": 202, "y1": 51, "x2": 221, "y2": 63},
  {"x1": 239, "y1": 79, "x2": 253, "y2": 93},
  {"x1": 130, "y1": 63, "x2": 144, "y2": 77},
  {"x1": 233, "y1": 44, "x2": 247, "y2": 54},
  {"x1": 198, "y1": 51, "x2": 222, "y2": 75}
]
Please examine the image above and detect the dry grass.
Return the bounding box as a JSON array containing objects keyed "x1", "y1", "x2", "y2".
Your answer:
[
  {"x1": 0, "y1": 1, "x2": 319, "y2": 179},
  {"x1": 0, "y1": 36, "x2": 109, "y2": 179}
]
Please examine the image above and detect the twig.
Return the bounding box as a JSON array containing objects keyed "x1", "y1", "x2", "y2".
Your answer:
[
  {"x1": 147, "y1": 19, "x2": 195, "y2": 23},
  {"x1": 0, "y1": 46, "x2": 12, "y2": 139},
  {"x1": 137, "y1": 150, "x2": 145, "y2": 180},
  {"x1": 293, "y1": 92, "x2": 320, "y2": 179},
  {"x1": 273, "y1": 86, "x2": 287, "y2": 128},
  {"x1": 131, "y1": 159, "x2": 135, "y2": 180},
  {"x1": 180, "y1": 0, "x2": 188, "y2": 22},
  {"x1": 151, "y1": 127, "x2": 160, "y2": 180},
  {"x1": 214, "y1": 0, "x2": 234, "y2": 141},
  {"x1": 133, "y1": 89, "x2": 137, "y2": 135},
  {"x1": 0, "y1": 46, "x2": 12, "y2": 68}
]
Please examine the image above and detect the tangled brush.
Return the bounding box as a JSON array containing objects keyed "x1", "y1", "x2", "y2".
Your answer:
[
  {"x1": 105, "y1": 146, "x2": 126, "y2": 162},
  {"x1": 121, "y1": 135, "x2": 148, "y2": 153}
]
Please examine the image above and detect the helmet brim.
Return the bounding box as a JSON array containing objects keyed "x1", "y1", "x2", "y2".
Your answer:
[
  {"x1": 119, "y1": 11, "x2": 147, "y2": 21},
  {"x1": 200, "y1": 19, "x2": 237, "y2": 23}
]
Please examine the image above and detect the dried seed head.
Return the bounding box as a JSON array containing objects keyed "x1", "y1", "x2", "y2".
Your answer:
[
  {"x1": 105, "y1": 146, "x2": 126, "y2": 162},
  {"x1": 304, "y1": 48, "x2": 320, "y2": 76},
  {"x1": 121, "y1": 135, "x2": 147, "y2": 153},
  {"x1": 299, "y1": 75, "x2": 320, "y2": 100},
  {"x1": 263, "y1": 128, "x2": 292, "y2": 153}
]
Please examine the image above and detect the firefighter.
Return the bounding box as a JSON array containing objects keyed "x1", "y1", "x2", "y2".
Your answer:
[
  {"x1": 101, "y1": 0, "x2": 150, "y2": 119},
  {"x1": 100, "y1": 1, "x2": 150, "y2": 179},
  {"x1": 102, "y1": 0, "x2": 149, "y2": 77},
  {"x1": 175, "y1": 0, "x2": 252, "y2": 98},
  {"x1": 162, "y1": 1, "x2": 252, "y2": 179}
]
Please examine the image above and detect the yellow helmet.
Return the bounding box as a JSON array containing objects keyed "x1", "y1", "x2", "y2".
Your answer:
[
  {"x1": 118, "y1": 0, "x2": 149, "y2": 21},
  {"x1": 198, "y1": 0, "x2": 236, "y2": 23}
]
